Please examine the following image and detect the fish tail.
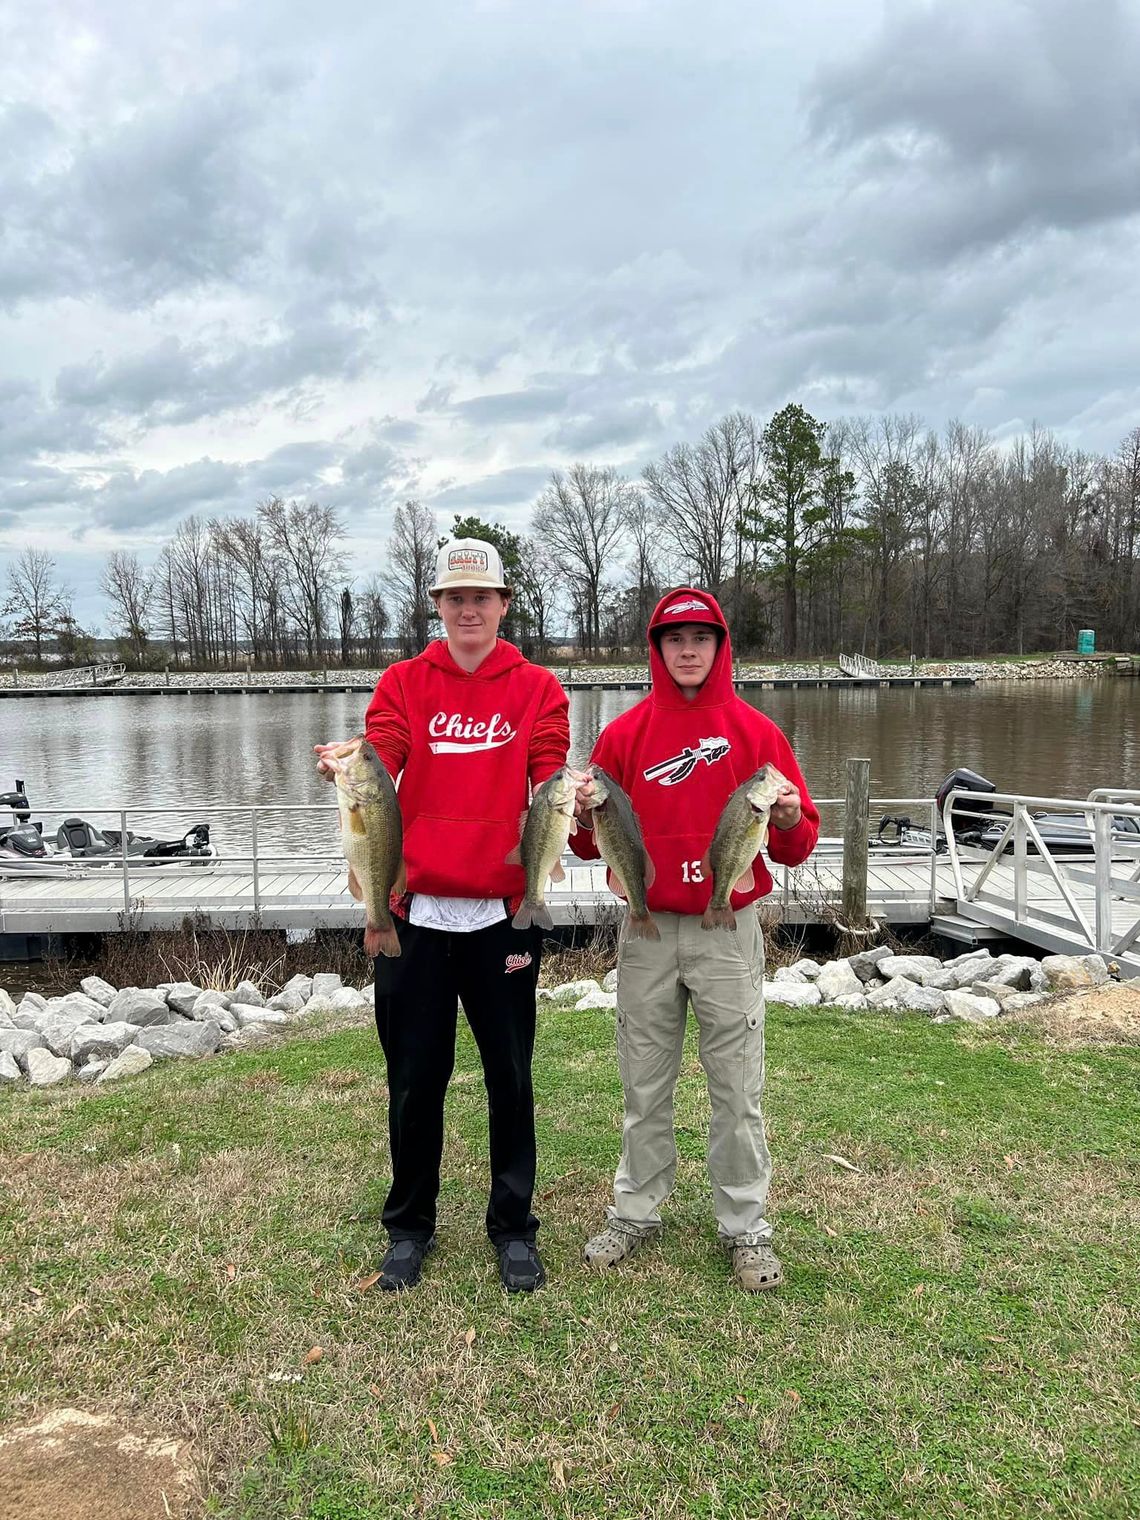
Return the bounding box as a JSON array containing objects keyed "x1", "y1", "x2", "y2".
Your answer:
[
  {"x1": 626, "y1": 910, "x2": 661, "y2": 942},
  {"x1": 513, "y1": 900, "x2": 552, "y2": 932},
  {"x1": 365, "y1": 921, "x2": 401, "y2": 958},
  {"x1": 701, "y1": 904, "x2": 738, "y2": 932}
]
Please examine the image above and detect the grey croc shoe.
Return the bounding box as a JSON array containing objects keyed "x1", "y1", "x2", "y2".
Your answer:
[
  {"x1": 731, "y1": 1242, "x2": 782, "y2": 1292},
  {"x1": 584, "y1": 1221, "x2": 661, "y2": 1270}
]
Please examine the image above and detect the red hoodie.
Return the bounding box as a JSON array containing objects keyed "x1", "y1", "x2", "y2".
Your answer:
[
  {"x1": 364, "y1": 638, "x2": 569, "y2": 902},
  {"x1": 569, "y1": 589, "x2": 818, "y2": 915}
]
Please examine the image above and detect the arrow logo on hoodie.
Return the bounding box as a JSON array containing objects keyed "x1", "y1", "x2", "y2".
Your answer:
[{"x1": 642, "y1": 736, "x2": 731, "y2": 786}]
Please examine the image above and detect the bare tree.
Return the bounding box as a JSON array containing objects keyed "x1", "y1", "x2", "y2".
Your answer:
[
  {"x1": 387, "y1": 500, "x2": 438, "y2": 654},
  {"x1": 357, "y1": 575, "x2": 390, "y2": 664},
  {"x1": 212, "y1": 516, "x2": 275, "y2": 667},
  {"x1": 532, "y1": 464, "x2": 631, "y2": 656},
  {"x1": 3, "y1": 548, "x2": 66, "y2": 666},
  {"x1": 258, "y1": 497, "x2": 347, "y2": 665},
  {"x1": 514, "y1": 534, "x2": 562, "y2": 660},
  {"x1": 622, "y1": 488, "x2": 662, "y2": 640},
  {"x1": 642, "y1": 412, "x2": 760, "y2": 592},
  {"x1": 100, "y1": 550, "x2": 154, "y2": 666},
  {"x1": 338, "y1": 585, "x2": 356, "y2": 666}
]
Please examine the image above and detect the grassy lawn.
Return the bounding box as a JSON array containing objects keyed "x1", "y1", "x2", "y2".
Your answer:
[{"x1": 1, "y1": 1003, "x2": 1137, "y2": 1519}]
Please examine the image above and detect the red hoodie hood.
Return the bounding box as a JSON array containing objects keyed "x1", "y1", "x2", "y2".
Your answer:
[{"x1": 647, "y1": 588, "x2": 734, "y2": 708}]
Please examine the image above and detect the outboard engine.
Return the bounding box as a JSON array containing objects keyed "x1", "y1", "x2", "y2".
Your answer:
[
  {"x1": 935, "y1": 768, "x2": 997, "y2": 838},
  {"x1": 0, "y1": 822, "x2": 47, "y2": 858}
]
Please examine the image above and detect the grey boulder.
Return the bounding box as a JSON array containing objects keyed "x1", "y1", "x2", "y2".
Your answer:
[
  {"x1": 0, "y1": 1028, "x2": 47, "y2": 1072},
  {"x1": 816, "y1": 961, "x2": 863, "y2": 1001},
  {"x1": 788, "y1": 958, "x2": 824, "y2": 981},
  {"x1": 0, "y1": 989, "x2": 18, "y2": 1023},
  {"x1": 311, "y1": 972, "x2": 342, "y2": 998},
  {"x1": 877, "y1": 954, "x2": 942, "y2": 984},
  {"x1": 136, "y1": 1021, "x2": 222, "y2": 1059},
  {"x1": 847, "y1": 945, "x2": 893, "y2": 982},
  {"x1": 943, "y1": 990, "x2": 1001, "y2": 1021},
  {"x1": 772, "y1": 967, "x2": 808, "y2": 984},
  {"x1": 282, "y1": 974, "x2": 313, "y2": 1000},
  {"x1": 230, "y1": 1004, "x2": 289, "y2": 1028},
  {"x1": 96, "y1": 1046, "x2": 155, "y2": 1082},
  {"x1": 231, "y1": 979, "x2": 265, "y2": 1007},
  {"x1": 108, "y1": 988, "x2": 173, "y2": 1026},
  {"x1": 76, "y1": 1060, "x2": 109, "y2": 1083},
  {"x1": 70, "y1": 1022, "x2": 140, "y2": 1065},
  {"x1": 762, "y1": 980, "x2": 821, "y2": 1007},
  {"x1": 165, "y1": 982, "x2": 205, "y2": 1016},
  {"x1": 27, "y1": 1048, "x2": 73, "y2": 1086},
  {"x1": 0, "y1": 1050, "x2": 23, "y2": 1083},
  {"x1": 38, "y1": 1009, "x2": 101, "y2": 1057},
  {"x1": 80, "y1": 975, "x2": 117, "y2": 1007},
  {"x1": 50, "y1": 991, "x2": 108, "y2": 1023}
]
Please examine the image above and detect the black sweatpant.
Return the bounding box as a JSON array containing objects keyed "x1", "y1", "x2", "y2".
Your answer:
[{"x1": 373, "y1": 914, "x2": 543, "y2": 1245}]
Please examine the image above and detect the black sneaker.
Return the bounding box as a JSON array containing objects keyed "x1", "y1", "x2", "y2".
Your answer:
[
  {"x1": 496, "y1": 1239, "x2": 546, "y2": 1293},
  {"x1": 378, "y1": 1236, "x2": 435, "y2": 1291}
]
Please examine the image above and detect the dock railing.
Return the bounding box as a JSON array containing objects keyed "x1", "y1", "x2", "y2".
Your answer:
[
  {"x1": 0, "y1": 794, "x2": 949, "y2": 921},
  {"x1": 39, "y1": 663, "x2": 127, "y2": 689},
  {"x1": 942, "y1": 788, "x2": 1140, "y2": 960},
  {"x1": 838, "y1": 653, "x2": 885, "y2": 678}
]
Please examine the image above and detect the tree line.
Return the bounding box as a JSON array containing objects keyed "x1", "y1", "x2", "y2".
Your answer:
[{"x1": 4, "y1": 406, "x2": 1138, "y2": 668}]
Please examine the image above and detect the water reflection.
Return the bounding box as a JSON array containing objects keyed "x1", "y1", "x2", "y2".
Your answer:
[{"x1": 2, "y1": 681, "x2": 1137, "y2": 857}]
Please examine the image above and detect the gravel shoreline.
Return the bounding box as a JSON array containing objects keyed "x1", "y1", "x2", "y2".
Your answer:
[{"x1": 3, "y1": 656, "x2": 1127, "y2": 691}]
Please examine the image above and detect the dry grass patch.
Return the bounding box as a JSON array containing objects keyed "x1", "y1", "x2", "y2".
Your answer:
[
  {"x1": 1001, "y1": 982, "x2": 1140, "y2": 1046},
  {"x1": 0, "y1": 1407, "x2": 200, "y2": 1520}
]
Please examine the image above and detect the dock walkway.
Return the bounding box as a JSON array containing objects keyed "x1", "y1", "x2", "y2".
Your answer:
[{"x1": 4, "y1": 789, "x2": 1138, "y2": 975}]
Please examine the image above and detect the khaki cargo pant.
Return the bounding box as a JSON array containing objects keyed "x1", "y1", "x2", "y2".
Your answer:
[{"x1": 608, "y1": 906, "x2": 772, "y2": 1247}]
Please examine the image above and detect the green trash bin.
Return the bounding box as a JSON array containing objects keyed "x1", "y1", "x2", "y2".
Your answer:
[{"x1": 1076, "y1": 629, "x2": 1095, "y2": 655}]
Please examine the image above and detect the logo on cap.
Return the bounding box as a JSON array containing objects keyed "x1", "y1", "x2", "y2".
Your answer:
[
  {"x1": 448, "y1": 548, "x2": 488, "y2": 574},
  {"x1": 664, "y1": 598, "x2": 710, "y2": 616}
]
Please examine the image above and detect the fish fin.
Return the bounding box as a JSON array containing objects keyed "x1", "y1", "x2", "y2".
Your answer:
[
  {"x1": 365, "y1": 922, "x2": 401, "y2": 958},
  {"x1": 549, "y1": 860, "x2": 566, "y2": 882},
  {"x1": 732, "y1": 867, "x2": 755, "y2": 894},
  {"x1": 393, "y1": 859, "x2": 407, "y2": 895},
  {"x1": 626, "y1": 911, "x2": 660, "y2": 941},
  {"x1": 567, "y1": 815, "x2": 578, "y2": 835},
  {"x1": 701, "y1": 906, "x2": 738, "y2": 931},
  {"x1": 347, "y1": 808, "x2": 367, "y2": 836},
  {"x1": 512, "y1": 902, "x2": 535, "y2": 931},
  {"x1": 346, "y1": 864, "x2": 364, "y2": 902},
  {"x1": 606, "y1": 868, "x2": 628, "y2": 901},
  {"x1": 505, "y1": 846, "x2": 523, "y2": 866},
  {"x1": 533, "y1": 903, "x2": 553, "y2": 931},
  {"x1": 642, "y1": 849, "x2": 656, "y2": 888}
]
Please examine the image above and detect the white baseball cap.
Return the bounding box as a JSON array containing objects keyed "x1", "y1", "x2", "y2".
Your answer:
[{"x1": 430, "y1": 538, "x2": 509, "y2": 593}]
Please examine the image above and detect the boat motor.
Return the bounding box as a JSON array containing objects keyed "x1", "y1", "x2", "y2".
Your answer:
[{"x1": 934, "y1": 768, "x2": 997, "y2": 840}]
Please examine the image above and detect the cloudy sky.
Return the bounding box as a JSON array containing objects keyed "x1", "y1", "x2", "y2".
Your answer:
[{"x1": 3, "y1": 0, "x2": 1139, "y2": 625}]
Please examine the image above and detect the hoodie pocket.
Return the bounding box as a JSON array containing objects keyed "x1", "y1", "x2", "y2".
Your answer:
[{"x1": 402, "y1": 813, "x2": 525, "y2": 897}]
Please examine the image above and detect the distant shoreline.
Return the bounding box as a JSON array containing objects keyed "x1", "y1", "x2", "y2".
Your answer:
[{"x1": 2, "y1": 654, "x2": 1135, "y2": 697}]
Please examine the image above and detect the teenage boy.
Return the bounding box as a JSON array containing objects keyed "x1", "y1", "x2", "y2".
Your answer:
[
  {"x1": 569, "y1": 588, "x2": 818, "y2": 1291},
  {"x1": 316, "y1": 539, "x2": 569, "y2": 1293}
]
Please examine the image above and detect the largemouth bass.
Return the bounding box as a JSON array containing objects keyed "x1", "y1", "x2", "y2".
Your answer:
[
  {"x1": 587, "y1": 766, "x2": 659, "y2": 941},
  {"x1": 700, "y1": 764, "x2": 787, "y2": 931},
  {"x1": 507, "y1": 766, "x2": 580, "y2": 932},
  {"x1": 326, "y1": 737, "x2": 405, "y2": 957}
]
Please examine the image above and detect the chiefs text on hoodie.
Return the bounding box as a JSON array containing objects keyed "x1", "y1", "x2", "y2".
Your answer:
[{"x1": 364, "y1": 637, "x2": 569, "y2": 903}]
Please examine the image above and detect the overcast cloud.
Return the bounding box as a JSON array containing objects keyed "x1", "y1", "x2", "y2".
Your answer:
[{"x1": 2, "y1": 0, "x2": 1138, "y2": 624}]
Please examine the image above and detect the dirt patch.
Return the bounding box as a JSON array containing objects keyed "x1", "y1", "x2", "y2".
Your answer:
[
  {"x1": 0, "y1": 1408, "x2": 199, "y2": 1520},
  {"x1": 1003, "y1": 983, "x2": 1140, "y2": 1046}
]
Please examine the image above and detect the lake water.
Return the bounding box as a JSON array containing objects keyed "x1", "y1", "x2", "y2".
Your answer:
[{"x1": 2, "y1": 681, "x2": 1137, "y2": 857}]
